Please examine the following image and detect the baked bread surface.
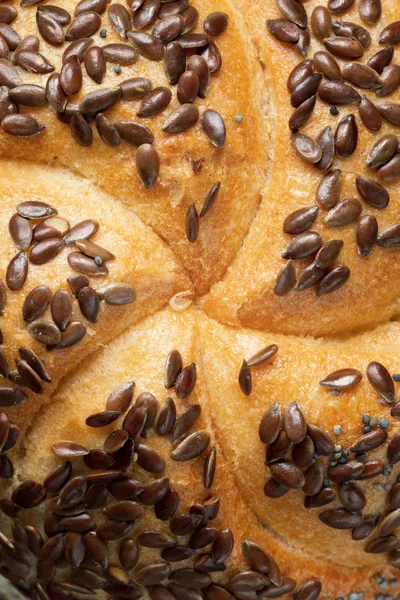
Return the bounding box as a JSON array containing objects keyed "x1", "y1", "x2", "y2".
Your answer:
[{"x1": 0, "y1": 0, "x2": 400, "y2": 599}]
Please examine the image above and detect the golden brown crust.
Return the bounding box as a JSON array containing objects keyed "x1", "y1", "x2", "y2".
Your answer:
[
  {"x1": 0, "y1": 159, "x2": 190, "y2": 434},
  {"x1": 0, "y1": 0, "x2": 267, "y2": 296},
  {"x1": 10, "y1": 308, "x2": 400, "y2": 599},
  {"x1": 202, "y1": 0, "x2": 400, "y2": 337},
  {"x1": 1, "y1": 0, "x2": 400, "y2": 598}
]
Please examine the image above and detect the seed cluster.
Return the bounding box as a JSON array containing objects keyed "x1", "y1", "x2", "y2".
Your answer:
[
  {"x1": 259, "y1": 359, "x2": 400, "y2": 567},
  {"x1": 268, "y1": 0, "x2": 400, "y2": 297},
  {"x1": 2, "y1": 198, "x2": 136, "y2": 385},
  {"x1": 0, "y1": 350, "x2": 322, "y2": 599},
  {"x1": 0, "y1": 0, "x2": 227, "y2": 205},
  {"x1": 0, "y1": 198, "x2": 136, "y2": 480}
]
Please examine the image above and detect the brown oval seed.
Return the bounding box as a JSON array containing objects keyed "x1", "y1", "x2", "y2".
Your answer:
[
  {"x1": 201, "y1": 109, "x2": 226, "y2": 147},
  {"x1": 128, "y1": 31, "x2": 164, "y2": 61},
  {"x1": 324, "y1": 36, "x2": 364, "y2": 59},
  {"x1": 64, "y1": 220, "x2": 98, "y2": 245},
  {"x1": 248, "y1": 344, "x2": 279, "y2": 368},
  {"x1": 324, "y1": 198, "x2": 362, "y2": 227},
  {"x1": 9, "y1": 84, "x2": 47, "y2": 107},
  {"x1": 132, "y1": 0, "x2": 161, "y2": 29},
  {"x1": 379, "y1": 22, "x2": 400, "y2": 46},
  {"x1": 66, "y1": 12, "x2": 101, "y2": 41},
  {"x1": 358, "y1": 95, "x2": 382, "y2": 131},
  {"x1": 335, "y1": 114, "x2": 358, "y2": 158},
  {"x1": 315, "y1": 239, "x2": 343, "y2": 268},
  {"x1": 9, "y1": 213, "x2": 31, "y2": 250},
  {"x1": 313, "y1": 50, "x2": 341, "y2": 81},
  {"x1": 292, "y1": 132, "x2": 322, "y2": 163},
  {"x1": 319, "y1": 80, "x2": 361, "y2": 104},
  {"x1": 68, "y1": 251, "x2": 107, "y2": 275},
  {"x1": 317, "y1": 266, "x2": 350, "y2": 296},
  {"x1": 366, "y1": 133, "x2": 398, "y2": 168},
  {"x1": 153, "y1": 15, "x2": 184, "y2": 44},
  {"x1": 238, "y1": 360, "x2": 251, "y2": 396},
  {"x1": 120, "y1": 77, "x2": 152, "y2": 100},
  {"x1": 287, "y1": 59, "x2": 315, "y2": 92},
  {"x1": 269, "y1": 461, "x2": 305, "y2": 489},
  {"x1": 356, "y1": 215, "x2": 377, "y2": 257},
  {"x1": 368, "y1": 46, "x2": 393, "y2": 74},
  {"x1": 311, "y1": 6, "x2": 332, "y2": 42},
  {"x1": 163, "y1": 103, "x2": 199, "y2": 134},
  {"x1": 177, "y1": 71, "x2": 200, "y2": 104},
  {"x1": 1, "y1": 114, "x2": 44, "y2": 137},
  {"x1": 377, "y1": 155, "x2": 400, "y2": 182},
  {"x1": 60, "y1": 56, "x2": 82, "y2": 96},
  {"x1": 84, "y1": 45, "x2": 106, "y2": 83},
  {"x1": 204, "y1": 12, "x2": 228, "y2": 36},
  {"x1": 282, "y1": 231, "x2": 322, "y2": 259},
  {"x1": 342, "y1": 63, "x2": 383, "y2": 90},
  {"x1": 267, "y1": 19, "x2": 300, "y2": 43},
  {"x1": 23, "y1": 285, "x2": 51, "y2": 323},
  {"x1": 136, "y1": 144, "x2": 160, "y2": 189},
  {"x1": 359, "y1": 0, "x2": 381, "y2": 24},
  {"x1": 29, "y1": 238, "x2": 64, "y2": 265},
  {"x1": 283, "y1": 206, "x2": 319, "y2": 234},
  {"x1": 51, "y1": 289, "x2": 72, "y2": 331},
  {"x1": 284, "y1": 401, "x2": 307, "y2": 443},
  {"x1": 164, "y1": 41, "x2": 186, "y2": 85},
  {"x1": 95, "y1": 113, "x2": 120, "y2": 147},
  {"x1": 171, "y1": 431, "x2": 210, "y2": 461},
  {"x1": 137, "y1": 86, "x2": 171, "y2": 118},
  {"x1": 6, "y1": 252, "x2": 28, "y2": 290},
  {"x1": 108, "y1": 3, "x2": 132, "y2": 38},
  {"x1": 36, "y1": 12, "x2": 64, "y2": 47},
  {"x1": 367, "y1": 361, "x2": 395, "y2": 402},
  {"x1": 356, "y1": 175, "x2": 389, "y2": 209},
  {"x1": 96, "y1": 283, "x2": 136, "y2": 305},
  {"x1": 28, "y1": 320, "x2": 62, "y2": 345}
]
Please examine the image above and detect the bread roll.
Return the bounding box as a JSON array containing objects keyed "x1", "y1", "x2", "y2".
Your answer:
[{"x1": 1, "y1": 0, "x2": 400, "y2": 599}]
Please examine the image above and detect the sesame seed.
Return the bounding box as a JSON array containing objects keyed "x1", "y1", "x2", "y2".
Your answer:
[
  {"x1": 363, "y1": 425, "x2": 371, "y2": 434},
  {"x1": 373, "y1": 483, "x2": 383, "y2": 491},
  {"x1": 330, "y1": 106, "x2": 339, "y2": 116},
  {"x1": 235, "y1": 114, "x2": 243, "y2": 123},
  {"x1": 333, "y1": 425, "x2": 342, "y2": 435},
  {"x1": 95, "y1": 256, "x2": 103, "y2": 266},
  {"x1": 393, "y1": 374, "x2": 400, "y2": 381},
  {"x1": 379, "y1": 418, "x2": 389, "y2": 429},
  {"x1": 370, "y1": 417, "x2": 378, "y2": 427},
  {"x1": 362, "y1": 414, "x2": 370, "y2": 424},
  {"x1": 100, "y1": 29, "x2": 107, "y2": 38},
  {"x1": 114, "y1": 65, "x2": 122, "y2": 75},
  {"x1": 356, "y1": 453, "x2": 366, "y2": 462}
]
